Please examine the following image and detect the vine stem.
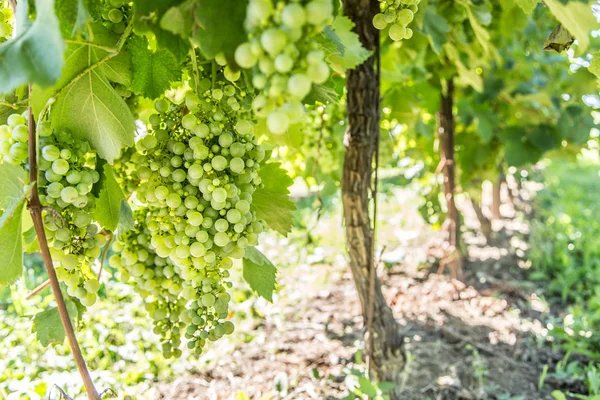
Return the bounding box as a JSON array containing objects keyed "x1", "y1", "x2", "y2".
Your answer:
[
  {"x1": 97, "y1": 233, "x2": 114, "y2": 281},
  {"x1": 189, "y1": 45, "x2": 201, "y2": 94},
  {"x1": 26, "y1": 88, "x2": 101, "y2": 400}
]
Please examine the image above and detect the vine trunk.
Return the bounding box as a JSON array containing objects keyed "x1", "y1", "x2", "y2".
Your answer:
[{"x1": 341, "y1": 0, "x2": 405, "y2": 393}]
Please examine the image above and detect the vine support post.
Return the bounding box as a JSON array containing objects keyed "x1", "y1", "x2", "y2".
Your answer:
[
  {"x1": 26, "y1": 96, "x2": 101, "y2": 400},
  {"x1": 341, "y1": 0, "x2": 404, "y2": 395}
]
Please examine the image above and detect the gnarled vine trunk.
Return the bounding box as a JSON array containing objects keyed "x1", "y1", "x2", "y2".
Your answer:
[
  {"x1": 438, "y1": 79, "x2": 460, "y2": 250},
  {"x1": 341, "y1": 0, "x2": 405, "y2": 390}
]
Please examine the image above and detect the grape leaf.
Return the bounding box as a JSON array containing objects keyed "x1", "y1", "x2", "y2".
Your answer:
[
  {"x1": 160, "y1": 0, "x2": 196, "y2": 37},
  {"x1": 0, "y1": 163, "x2": 29, "y2": 226},
  {"x1": 99, "y1": 50, "x2": 132, "y2": 86},
  {"x1": 128, "y1": 36, "x2": 182, "y2": 99},
  {"x1": 0, "y1": 0, "x2": 65, "y2": 94},
  {"x1": 252, "y1": 162, "x2": 296, "y2": 236},
  {"x1": 32, "y1": 302, "x2": 78, "y2": 347},
  {"x1": 30, "y1": 25, "x2": 135, "y2": 163},
  {"x1": 0, "y1": 202, "x2": 24, "y2": 285},
  {"x1": 118, "y1": 199, "x2": 134, "y2": 232},
  {"x1": 544, "y1": 0, "x2": 598, "y2": 53},
  {"x1": 51, "y1": 68, "x2": 135, "y2": 164},
  {"x1": 515, "y1": 0, "x2": 538, "y2": 14},
  {"x1": 192, "y1": 0, "x2": 248, "y2": 62},
  {"x1": 324, "y1": 16, "x2": 373, "y2": 73},
  {"x1": 94, "y1": 164, "x2": 126, "y2": 231},
  {"x1": 242, "y1": 247, "x2": 277, "y2": 302},
  {"x1": 588, "y1": 51, "x2": 600, "y2": 78},
  {"x1": 421, "y1": 7, "x2": 450, "y2": 55},
  {"x1": 55, "y1": 0, "x2": 90, "y2": 36}
]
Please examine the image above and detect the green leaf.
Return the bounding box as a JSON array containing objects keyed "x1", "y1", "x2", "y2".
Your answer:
[
  {"x1": 558, "y1": 105, "x2": 594, "y2": 145},
  {"x1": 421, "y1": 7, "x2": 450, "y2": 55},
  {"x1": 515, "y1": 0, "x2": 538, "y2": 14},
  {"x1": 160, "y1": 0, "x2": 196, "y2": 37},
  {"x1": 252, "y1": 162, "x2": 296, "y2": 236},
  {"x1": 99, "y1": 50, "x2": 132, "y2": 86},
  {"x1": 51, "y1": 68, "x2": 135, "y2": 163},
  {"x1": 242, "y1": 247, "x2": 277, "y2": 302},
  {"x1": 93, "y1": 164, "x2": 126, "y2": 231},
  {"x1": 0, "y1": 163, "x2": 29, "y2": 227},
  {"x1": 504, "y1": 139, "x2": 542, "y2": 167},
  {"x1": 476, "y1": 112, "x2": 495, "y2": 143},
  {"x1": 31, "y1": 26, "x2": 135, "y2": 163},
  {"x1": 357, "y1": 376, "x2": 378, "y2": 397},
  {"x1": 304, "y1": 82, "x2": 341, "y2": 104},
  {"x1": 118, "y1": 199, "x2": 134, "y2": 233},
  {"x1": 588, "y1": 51, "x2": 600, "y2": 78},
  {"x1": 32, "y1": 302, "x2": 78, "y2": 347},
  {"x1": 0, "y1": 0, "x2": 65, "y2": 93},
  {"x1": 528, "y1": 124, "x2": 561, "y2": 151},
  {"x1": 544, "y1": 0, "x2": 599, "y2": 53},
  {"x1": 55, "y1": 0, "x2": 90, "y2": 36},
  {"x1": 128, "y1": 36, "x2": 182, "y2": 99},
  {"x1": 0, "y1": 201, "x2": 24, "y2": 285},
  {"x1": 324, "y1": 16, "x2": 372, "y2": 73},
  {"x1": 192, "y1": 0, "x2": 248, "y2": 61}
]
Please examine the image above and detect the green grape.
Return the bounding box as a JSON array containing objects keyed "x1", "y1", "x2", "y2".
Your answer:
[
  {"x1": 389, "y1": 23, "x2": 406, "y2": 41},
  {"x1": 373, "y1": 13, "x2": 387, "y2": 30},
  {"x1": 267, "y1": 110, "x2": 290, "y2": 134}
]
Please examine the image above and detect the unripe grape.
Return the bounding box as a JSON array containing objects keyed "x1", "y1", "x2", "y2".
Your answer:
[
  {"x1": 389, "y1": 23, "x2": 406, "y2": 41},
  {"x1": 260, "y1": 29, "x2": 287, "y2": 56},
  {"x1": 267, "y1": 110, "x2": 290, "y2": 134},
  {"x1": 212, "y1": 188, "x2": 228, "y2": 203},
  {"x1": 211, "y1": 155, "x2": 228, "y2": 171},
  {"x1": 42, "y1": 145, "x2": 60, "y2": 161},
  {"x1": 61, "y1": 186, "x2": 79, "y2": 203},
  {"x1": 307, "y1": 61, "x2": 329, "y2": 84},
  {"x1": 11, "y1": 124, "x2": 28, "y2": 142},
  {"x1": 282, "y1": 3, "x2": 306, "y2": 28},
  {"x1": 373, "y1": 13, "x2": 388, "y2": 30},
  {"x1": 274, "y1": 53, "x2": 294, "y2": 73},
  {"x1": 224, "y1": 66, "x2": 241, "y2": 82},
  {"x1": 397, "y1": 9, "x2": 414, "y2": 26},
  {"x1": 288, "y1": 74, "x2": 312, "y2": 99},
  {"x1": 7, "y1": 114, "x2": 25, "y2": 126},
  {"x1": 52, "y1": 159, "x2": 70, "y2": 175},
  {"x1": 306, "y1": 0, "x2": 333, "y2": 26},
  {"x1": 229, "y1": 157, "x2": 245, "y2": 173}
]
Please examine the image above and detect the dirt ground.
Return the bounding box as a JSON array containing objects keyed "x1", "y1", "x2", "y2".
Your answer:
[{"x1": 154, "y1": 189, "x2": 568, "y2": 400}]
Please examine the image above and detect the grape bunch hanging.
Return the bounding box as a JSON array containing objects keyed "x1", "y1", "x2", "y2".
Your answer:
[
  {"x1": 0, "y1": 114, "x2": 104, "y2": 306},
  {"x1": 373, "y1": 0, "x2": 420, "y2": 41},
  {"x1": 235, "y1": 0, "x2": 334, "y2": 134},
  {"x1": 111, "y1": 66, "x2": 267, "y2": 357}
]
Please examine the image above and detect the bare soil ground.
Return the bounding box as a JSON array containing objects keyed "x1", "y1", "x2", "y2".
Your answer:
[{"x1": 155, "y1": 189, "x2": 564, "y2": 400}]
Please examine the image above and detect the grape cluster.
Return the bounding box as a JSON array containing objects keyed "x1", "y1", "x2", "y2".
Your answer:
[
  {"x1": 372, "y1": 0, "x2": 420, "y2": 41},
  {"x1": 0, "y1": 4, "x2": 13, "y2": 43},
  {"x1": 112, "y1": 70, "x2": 266, "y2": 355},
  {"x1": 109, "y1": 210, "x2": 234, "y2": 358},
  {"x1": 100, "y1": 0, "x2": 130, "y2": 34},
  {"x1": 0, "y1": 113, "x2": 103, "y2": 306},
  {"x1": 234, "y1": 0, "x2": 334, "y2": 135}
]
